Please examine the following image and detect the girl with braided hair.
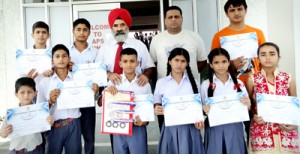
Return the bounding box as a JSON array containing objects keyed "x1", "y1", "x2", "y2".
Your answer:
[
  {"x1": 201, "y1": 48, "x2": 250, "y2": 154},
  {"x1": 154, "y1": 48, "x2": 205, "y2": 154}
]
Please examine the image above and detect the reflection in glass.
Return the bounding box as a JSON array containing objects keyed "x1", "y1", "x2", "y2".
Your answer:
[
  {"x1": 23, "y1": 0, "x2": 44, "y2": 4},
  {"x1": 48, "y1": 0, "x2": 69, "y2": 2}
]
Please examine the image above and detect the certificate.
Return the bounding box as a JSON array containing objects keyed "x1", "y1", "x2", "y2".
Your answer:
[
  {"x1": 257, "y1": 93, "x2": 300, "y2": 125},
  {"x1": 101, "y1": 90, "x2": 134, "y2": 136},
  {"x1": 16, "y1": 49, "x2": 52, "y2": 77},
  {"x1": 162, "y1": 94, "x2": 203, "y2": 127},
  {"x1": 6, "y1": 102, "x2": 50, "y2": 138},
  {"x1": 220, "y1": 32, "x2": 258, "y2": 60},
  {"x1": 56, "y1": 81, "x2": 95, "y2": 109},
  {"x1": 72, "y1": 63, "x2": 108, "y2": 86},
  {"x1": 206, "y1": 92, "x2": 249, "y2": 127},
  {"x1": 134, "y1": 94, "x2": 154, "y2": 122}
]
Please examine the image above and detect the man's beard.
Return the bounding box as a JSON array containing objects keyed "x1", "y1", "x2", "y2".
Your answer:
[{"x1": 112, "y1": 29, "x2": 129, "y2": 42}]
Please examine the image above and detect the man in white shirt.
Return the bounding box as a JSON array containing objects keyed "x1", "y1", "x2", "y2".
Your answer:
[
  {"x1": 95, "y1": 8, "x2": 155, "y2": 87},
  {"x1": 150, "y1": 6, "x2": 207, "y2": 131}
]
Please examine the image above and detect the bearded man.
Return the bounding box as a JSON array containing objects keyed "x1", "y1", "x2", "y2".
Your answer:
[{"x1": 96, "y1": 8, "x2": 155, "y2": 86}]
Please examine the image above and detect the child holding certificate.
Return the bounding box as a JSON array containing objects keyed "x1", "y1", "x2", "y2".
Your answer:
[
  {"x1": 26, "y1": 21, "x2": 51, "y2": 79},
  {"x1": 201, "y1": 48, "x2": 250, "y2": 154},
  {"x1": 246, "y1": 42, "x2": 299, "y2": 153},
  {"x1": 0, "y1": 77, "x2": 54, "y2": 154},
  {"x1": 37, "y1": 44, "x2": 99, "y2": 154},
  {"x1": 154, "y1": 48, "x2": 205, "y2": 154},
  {"x1": 105, "y1": 48, "x2": 152, "y2": 154}
]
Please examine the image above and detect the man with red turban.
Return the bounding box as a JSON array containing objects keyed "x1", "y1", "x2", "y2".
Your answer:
[
  {"x1": 96, "y1": 8, "x2": 154, "y2": 86},
  {"x1": 95, "y1": 8, "x2": 154, "y2": 154}
]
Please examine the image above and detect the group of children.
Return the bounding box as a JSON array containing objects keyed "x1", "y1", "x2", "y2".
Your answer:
[
  {"x1": 1, "y1": 1, "x2": 300, "y2": 154},
  {"x1": 1, "y1": 41, "x2": 299, "y2": 154}
]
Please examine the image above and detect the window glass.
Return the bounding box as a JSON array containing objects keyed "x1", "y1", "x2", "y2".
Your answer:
[
  {"x1": 25, "y1": 7, "x2": 45, "y2": 48},
  {"x1": 23, "y1": 0, "x2": 44, "y2": 4},
  {"x1": 49, "y1": 6, "x2": 71, "y2": 47}
]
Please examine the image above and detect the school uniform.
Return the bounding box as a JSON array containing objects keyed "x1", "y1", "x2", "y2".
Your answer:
[
  {"x1": 69, "y1": 44, "x2": 98, "y2": 154},
  {"x1": 154, "y1": 73, "x2": 205, "y2": 154},
  {"x1": 108, "y1": 74, "x2": 152, "y2": 154},
  {"x1": 37, "y1": 72, "x2": 82, "y2": 154},
  {"x1": 200, "y1": 74, "x2": 248, "y2": 154}
]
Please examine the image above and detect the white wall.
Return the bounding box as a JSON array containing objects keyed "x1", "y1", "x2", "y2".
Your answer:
[
  {"x1": 266, "y1": 0, "x2": 295, "y2": 78},
  {"x1": 0, "y1": 0, "x2": 22, "y2": 115}
]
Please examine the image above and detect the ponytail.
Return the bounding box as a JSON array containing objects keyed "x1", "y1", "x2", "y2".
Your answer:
[
  {"x1": 166, "y1": 61, "x2": 171, "y2": 76},
  {"x1": 228, "y1": 65, "x2": 242, "y2": 92},
  {"x1": 186, "y1": 65, "x2": 198, "y2": 94},
  {"x1": 207, "y1": 65, "x2": 215, "y2": 97}
]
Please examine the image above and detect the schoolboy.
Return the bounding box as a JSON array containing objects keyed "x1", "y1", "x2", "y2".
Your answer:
[
  {"x1": 105, "y1": 48, "x2": 151, "y2": 154},
  {"x1": 69, "y1": 18, "x2": 98, "y2": 154},
  {"x1": 27, "y1": 21, "x2": 51, "y2": 79},
  {"x1": 37, "y1": 44, "x2": 98, "y2": 154},
  {"x1": 0, "y1": 77, "x2": 54, "y2": 154}
]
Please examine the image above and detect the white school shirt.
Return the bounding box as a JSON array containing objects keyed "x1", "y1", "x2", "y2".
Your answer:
[
  {"x1": 200, "y1": 74, "x2": 248, "y2": 103},
  {"x1": 95, "y1": 37, "x2": 155, "y2": 74},
  {"x1": 69, "y1": 43, "x2": 98, "y2": 64},
  {"x1": 37, "y1": 71, "x2": 81, "y2": 121},
  {"x1": 154, "y1": 73, "x2": 201, "y2": 104},
  {"x1": 107, "y1": 74, "x2": 152, "y2": 95},
  {"x1": 0, "y1": 118, "x2": 42, "y2": 151},
  {"x1": 150, "y1": 29, "x2": 207, "y2": 81}
]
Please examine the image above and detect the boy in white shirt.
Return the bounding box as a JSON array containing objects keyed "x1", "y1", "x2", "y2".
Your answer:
[
  {"x1": 37, "y1": 44, "x2": 99, "y2": 154},
  {"x1": 0, "y1": 77, "x2": 54, "y2": 154},
  {"x1": 104, "y1": 48, "x2": 151, "y2": 154}
]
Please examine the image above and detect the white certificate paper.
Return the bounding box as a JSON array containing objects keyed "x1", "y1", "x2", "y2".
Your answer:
[
  {"x1": 206, "y1": 92, "x2": 249, "y2": 127},
  {"x1": 134, "y1": 94, "x2": 154, "y2": 122},
  {"x1": 16, "y1": 49, "x2": 52, "y2": 77},
  {"x1": 72, "y1": 63, "x2": 107, "y2": 86},
  {"x1": 220, "y1": 32, "x2": 258, "y2": 59},
  {"x1": 6, "y1": 102, "x2": 50, "y2": 138},
  {"x1": 56, "y1": 81, "x2": 95, "y2": 109},
  {"x1": 257, "y1": 93, "x2": 300, "y2": 125},
  {"x1": 162, "y1": 94, "x2": 203, "y2": 127}
]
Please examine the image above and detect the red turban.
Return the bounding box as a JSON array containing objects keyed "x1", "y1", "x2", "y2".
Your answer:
[{"x1": 108, "y1": 8, "x2": 132, "y2": 28}]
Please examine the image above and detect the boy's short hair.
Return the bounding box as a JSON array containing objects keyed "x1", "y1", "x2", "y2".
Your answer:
[
  {"x1": 52, "y1": 44, "x2": 70, "y2": 58},
  {"x1": 120, "y1": 48, "x2": 138, "y2": 59},
  {"x1": 164, "y1": 6, "x2": 182, "y2": 18},
  {"x1": 15, "y1": 77, "x2": 36, "y2": 93},
  {"x1": 73, "y1": 18, "x2": 91, "y2": 30},
  {"x1": 32, "y1": 21, "x2": 49, "y2": 33},
  {"x1": 224, "y1": 0, "x2": 248, "y2": 13}
]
